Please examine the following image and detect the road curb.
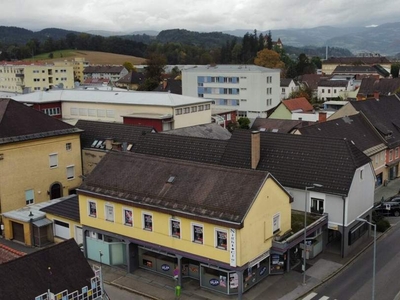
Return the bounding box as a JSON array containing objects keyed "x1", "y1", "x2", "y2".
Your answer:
[
  {"x1": 104, "y1": 279, "x2": 162, "y2": 300},
  {"x1": 296, "y1": 224, "x2": 393, "y2": 300}
]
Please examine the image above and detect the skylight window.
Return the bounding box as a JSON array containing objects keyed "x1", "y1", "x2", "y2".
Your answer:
[
  {"x1": 91, "y1": 140, "x2": 98, "y2": 147},
  {"x1": 167, "y1": 176, "x2": 176, "y2": 183}
]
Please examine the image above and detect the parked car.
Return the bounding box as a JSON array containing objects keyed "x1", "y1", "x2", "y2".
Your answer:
[{"x1": 374, "y1": 201, "x2": 400, "y2": 217}]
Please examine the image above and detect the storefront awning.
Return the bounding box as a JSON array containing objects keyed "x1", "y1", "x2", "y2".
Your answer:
[{"x1": 32, "y1": 218, "x2": 52, "y2": 227}]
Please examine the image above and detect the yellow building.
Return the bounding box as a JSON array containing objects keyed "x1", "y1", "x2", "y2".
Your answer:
[
  {"x1": 78, "y1": 151, "x2": 292, "y2": 296},
  {"x1": 0, "y1": 99, "x2": 83, "y2": 242},
  {"x1": 0, "y1": 61, "x2": 75, "y2": 93}
]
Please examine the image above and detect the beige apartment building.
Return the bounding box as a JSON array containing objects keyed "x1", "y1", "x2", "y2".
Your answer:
[{"x1": 0, "y1": 61, "x2": 75, "y2": 93}]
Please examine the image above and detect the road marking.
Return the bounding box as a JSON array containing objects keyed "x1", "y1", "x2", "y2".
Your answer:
[
  {"x1": 319, "y1": 297, "x2": 329, "y2": 300},
  {"x1": 302, "y1": 292, "x2": 317, "y2": 300}
]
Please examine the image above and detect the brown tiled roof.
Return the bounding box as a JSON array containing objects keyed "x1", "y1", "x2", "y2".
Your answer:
[
  {"x1": 358, "y1": 78, "x2": 400, "y2": 96},
  {"x1": 282, "y1": 97, "x2": 313, "y2": 112},
  {"x1": 299, "y1": 114, "x2": 385, "y2": 153},
  {"x1": 0, "y1": 239, "x2": 94, "y2": 300},
  {"x1": 0, "y1": 99, "x2": 81, "y2": 145},
  {"x1": 324, "y1": 57, "x2": 391, "y2": 64},
  {"x1": 0, "y1": 244, "x2": 25, "y2": 264},
  {"x1": 79, "y1": 152, "x2": 271, "y2": 227},
  {"x1": 83, "y1": 65, "x2": 125, "y2": 74},
  {"x1": 75, "y1": 119, "x2": 155, "y2": 149},
  {"x1": 298, "y1": 74, "x2": 325, "y2": 90}
]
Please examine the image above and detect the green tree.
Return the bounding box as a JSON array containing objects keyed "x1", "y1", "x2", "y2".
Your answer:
[
  {"x1": 289, "y1": 84, "x2": 314, "y2": 102},
  {"x1": 123, "y1": 61, "x2": 134, "y2": 72},
  {"x1": 311, "y1": 56, "x2": 322, "y2": 69},
  {"x1": 48, "y1": 52, "x2": 54, "y2": 59},
  {"x1": 266, "y1": 31, "x2": 273, "y2": 50},
  {"x1": 138, "y1": 54, "x2": 166, "y2": 91},
  {"x1": 254, "y1": 49, "x2": 285, "y2": 69},
  {"x1": 238, "y1": 117, "x2": 250, "y2": 129},
  {"x1": 391, "y1": 63, "x2": 400, "y2": 78}
]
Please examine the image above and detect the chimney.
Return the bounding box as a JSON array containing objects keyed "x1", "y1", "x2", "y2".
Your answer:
[
  {"x1": 251, "y1": 131, "x2": 260, "y2": 170},
  {"x1": 374, "y1": 91, "x2": 379, "y2": 100},
  {"x1": 105, "y1": 138, "x2": 114, "y2": 150},
  {"x1": 111, "y1": 142, "x2": 122, "y2": 151},
  {"x1": 318, "y1": 112, "x2": 327, "y2": 123}
]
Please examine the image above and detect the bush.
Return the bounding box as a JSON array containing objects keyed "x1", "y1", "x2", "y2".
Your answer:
[{"x1": 376, "y1": 219, "x2": 390, "y2": 232}]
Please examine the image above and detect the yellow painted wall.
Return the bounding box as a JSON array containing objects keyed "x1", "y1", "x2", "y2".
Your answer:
[
  {"x1": 327, "y1": 104, "x2": 358, "y2": 121},
  {"x1": 79, "y1": 195, "x2": 232, "y2": 264},
  {"x1": 173, "y1": 105, "x2": 212, "y2": 129},
  {"x1": 237, "y1": 177, "x2": 291, "y2": 267},
  {"x1": 2, "y1": 217, "x2": 33, "y2": 245},
  {"x1": 269, "y1": 103, "x2": 291, "y2": 120},
  {"x1": 0, "y1": 134, "x2": 82, "y2": 213}
]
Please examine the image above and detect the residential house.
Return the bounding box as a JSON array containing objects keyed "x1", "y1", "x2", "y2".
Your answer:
[
  {"x1": 0, "y1": 239, "x2": 104, "y2": 300},
  {"x1": 182, "y1": 64, "x2": 280, "y2": 119},
  {"x1": 75, "y1": 119, "x2": 156, "y2": 175},
  {"x1": 332, "y1": 65, "x2": 390, "y2": 79},
  {"x1": 297, "y1": 74, "x2": 325, "y2": 99},
  {"x1": 78, "y1": 151, "x2": 293, "y2": 296},
  {"x1": 356, "y1": 77, "x2": 400, "y2": 100},
  {"x1": 83, "y1": 65, "x2": 129, "y2": 82},
  {"x1": 280, "y1": 78, "x2": 298, "y2": 100},
  {"x1": 0, "y1": 61, "x2": 75, "y2": 93},
  {"x1": 269, "y1": 97, "x2": 314, "y2": 120},
  {"x1": 298, "y1": 113, "x2": 387, "y2": 186},
  {"x1": 161, "y1": 123, "x2": 232, "y2": 140},
  {"x1": 12, "y1": 90, "x2": 213, "y2": 130},
  {"x1": 317, "y1": 80, "x2": 350, "y2": 101},
  {"x1": 329, "y1": 94, "x2": 400, "y2": 182},
  {"x1": 115, "y1": 71, "x2": 145, "y2": 90},
  {"x1": 251, "y1": 118, "x2": 310, "y2": 133},
  {"x1": 133, "y1": 130, "x2": 375, "y2": 258},
  {"x1": 2, "y1": 195, "x2": 81, "y2": 247},
  {"x1": 322, "y1": 57, "x2": 391, "y2": 75},
  {"x1": 0, "y1": 99, "x2": 82, "y2": 224},
  {"x1": 154, "y1": 78, "x2": 182, "y2": 94}
]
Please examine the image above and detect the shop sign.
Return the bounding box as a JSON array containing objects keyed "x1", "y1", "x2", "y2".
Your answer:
[
  {"x1": 209, "y1": 278, "x2": 220, "y2": 286},
  {"x1": 161, "y1": 264, "x2": 170, "y2": 271},
  {"x1": 229, "y1": 228, "x2": 236, "y2": 267},
  {"x1": 259, "y1": 266, "x2": 267, "y2": 276}
]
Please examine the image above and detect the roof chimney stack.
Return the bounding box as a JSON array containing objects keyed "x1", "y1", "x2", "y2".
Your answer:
[
  {"x1": 251, "y1": 131, "x2": 260, "y2": 170},
  {"x1": 318, "y1": 112, "x2": 327, "y2": 123}
]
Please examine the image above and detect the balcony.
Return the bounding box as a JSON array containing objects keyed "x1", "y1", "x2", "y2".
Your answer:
[{"x1": 15, "y1": 73, "x2": 24, "y2": 78}]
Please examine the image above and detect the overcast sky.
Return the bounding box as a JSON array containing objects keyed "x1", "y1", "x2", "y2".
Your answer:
[{"x1": 1, "y1": 0, "x2": 399, "y2": 33}]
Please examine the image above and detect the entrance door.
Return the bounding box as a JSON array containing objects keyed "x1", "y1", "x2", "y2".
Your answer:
[
  {"x1": 50, "y1": 182, "x2": 62, "y2": 199},
  {"x1": 12, "y1": 222, "x2": 24, "y2": 243},
  {"x1": 75, "y1": 226, "x2": 83, "y2": 245}
]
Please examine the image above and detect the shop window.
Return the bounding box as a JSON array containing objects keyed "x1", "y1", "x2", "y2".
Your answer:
[
  {"x1": 123, "y1": 208, "x2": 133, "y2": 226},
  {"x1": 311, "y1": 198, "x2": 324, "y2": 214},
  {"x1": 88, "y1": 201, "x2": 97, "y2": 218},
  {"x1": 215, "y1": 229, "x2": 227, "y2": 250},
  {"x1": 105, "y1": 205, "x2": 114, "y2": 222},
  {"x1": 143, "y1": 213, "x2": 153, "y2": 231},
  {"x1": 171, "y1": 219, "x2": 181, "y2": 239},
  {"x1": 273, "y1": 213, "x2": 280, "y2": 233},
  {"x1": 192, "y1": 224, "x2": 203, "y2": 244}
]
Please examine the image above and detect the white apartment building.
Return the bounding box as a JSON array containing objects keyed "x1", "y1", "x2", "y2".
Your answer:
[
  {"x1": 0, "y1": 61, "x2": 74, "y2": 94},
  {"x1": 182, "y1": 65, "x2": 280, "y2": 119}
]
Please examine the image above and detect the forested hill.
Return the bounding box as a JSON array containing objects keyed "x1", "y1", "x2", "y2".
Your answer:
[{"x1": 0, "y1": 26, "x2": 79, "y2": 44}]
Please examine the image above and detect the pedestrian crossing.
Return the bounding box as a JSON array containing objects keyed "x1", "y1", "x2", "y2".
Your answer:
[{"x1": 302, "y1": 292, "x2": 336, "y2": 300}]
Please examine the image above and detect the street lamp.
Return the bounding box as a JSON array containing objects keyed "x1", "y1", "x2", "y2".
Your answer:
[
  {"x1": 303, "y1": 183, "x2": 323, "y2": 285},
  {"x1": 356, "y1": 218, "x2": 376, "y2": 300}
]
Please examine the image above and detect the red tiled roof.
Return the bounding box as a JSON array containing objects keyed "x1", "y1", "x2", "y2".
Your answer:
[
  {"x1": 282, "y1": 97, "x2": 313, "y2": 112},
  {"x1": 0, "y1": 244, "x2": 25, "y2": 264}
]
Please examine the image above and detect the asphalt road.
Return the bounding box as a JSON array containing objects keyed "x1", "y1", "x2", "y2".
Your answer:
[
  {"x1": 104, "y1": 283, "x2": 151, "y2": 300},
  {"x1": 313, "y1": 217, "x2": 400, "y2": 300}
]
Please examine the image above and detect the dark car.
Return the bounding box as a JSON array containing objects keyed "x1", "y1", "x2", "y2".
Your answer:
[{"x1": 374, "y1": 201, "x2": 400, "y2": 217}]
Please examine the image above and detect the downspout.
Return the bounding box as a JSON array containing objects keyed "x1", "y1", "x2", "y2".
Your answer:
[{"x1": 341, "y1": 196, "x2": 346, "y2": 258}]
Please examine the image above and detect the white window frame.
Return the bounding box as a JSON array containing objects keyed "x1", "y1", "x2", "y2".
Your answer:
[
  {"x1": 54, "y1": 219, "x2": 70, "y2": 239},
  {"x1": 25, "y1": 189, "x2": 34, "y2": 205},
  {"x1": 88, "y1": 200, "x2": 97, "y2": 218},
  {"x1": 311, "y1": 198, "x2": 325, "y2": 214},
  {"x1": 49, "y1": 153, "x2": 58, "y2": 168},
  {"x1": 66, "y1": 165, "x2": 75, "y2": 180},
  {"x1": 143, "y1": 212, "x2": 153, "y2": 231},
  {"x1": 215, "y1": 228, "x2": 227, "y2": 250},
  {"x1": 192, "y1": 223, "x2": 204, "y2": 244},
  {"x1": 123, "y1": 208, "x2": 133, "y2": 227},
  {"x1": 66, "y1": 142, "x2": 72, "y2": 151},
  {"x1": 272, "y1": 213, "x2": 280, "y2": 234},
  {"x1": 170, "y1": 218, "x2": 181, "y2": 239},
  {"x1": 105, "y1": 204, "x2": 114, "y2": 222}
]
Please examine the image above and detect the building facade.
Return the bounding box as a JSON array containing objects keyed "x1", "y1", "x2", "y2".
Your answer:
[{"x1": 182, "y1": 65, "x2": 280, "y2": 120}]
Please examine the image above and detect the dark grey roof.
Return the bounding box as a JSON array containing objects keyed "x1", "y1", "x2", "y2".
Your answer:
[
  {"x1": 161, "y1": 123, "x2": 231, "y2": 140},
  {"x1": 117, "y1": 71, "x2": 145, "y2": 84},
  {"x1": 135, "y1": 133, "x2": 227, "y2": 164},
  {"x1": 153, "y1": 79, "x2": 182, "y2": 95},
  {"x1": 0, "y1": 239, "x2": 95, "y2": 300},
  {"x1": 219, "y1": 130, "x2": 370, "y2": 196},
  {"x1": 0, "y1": 99, "x2": 81, "y2": 145},
  {"x1": 79, "y1": 152, "x2": 271, "y2": 227},
  {"x1": 324, "y1": 57, "x2": 391, "y2": 64},
  {"x1": 75, "y1": 119, "x2": 155, "y2": 148},
  {"x1": 251, "y1": 118, "x2": 311, "y2": 133},
  {"x1": 280, "y1": 78, "x2": 294, "y2": 87},
  {"x1": 358, "y1": 78, "x2": 400, "y2": 96},
  {"x1": 40, "y1": 195, "x2": 80, "y2": 222},
  {"x1": 318, "y1": 80, "x2": 349, "y2": 87},
  {"x1": 299, "y1": 114, "x2": 385, "y2": 153},
  {"x1": 84, "y1": 65, "x2": 125, "y2": 74},
  {"x1": 350, "y1": 95, "x2": 400, "y2": 147},
  {"x1": 333, "y1": 65, "x2": 389, "y2": 77}
]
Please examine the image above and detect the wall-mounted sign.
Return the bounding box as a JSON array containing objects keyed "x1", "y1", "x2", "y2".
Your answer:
[
  {"x1": 259, "y1": 266, "x2": 267, "y2": 276},
  {"x1": 328, "y1": 224, "x2": 338, "y2": 231},
  {"x1": 229, "y1": 228, "x2": 236, "y2": 267},
  {"x1": 209, "y1": 279, "x2": 220, "y2": 286},
  {"x1": 161, "y1": 264, "x2": 170, "y2": 271}
]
